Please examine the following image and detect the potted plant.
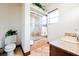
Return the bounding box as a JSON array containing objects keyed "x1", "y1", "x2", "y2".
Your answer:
[
  {"x1": 32, "y1": 3, "x2": 45, "y2": 10},
  {"x1": 5, "y1": 29, "x2": 17, "y2": 44}
]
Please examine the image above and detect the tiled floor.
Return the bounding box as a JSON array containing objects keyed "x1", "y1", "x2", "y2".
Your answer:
[
  {"x1": 15, "y1": 43, "x2": 49, "y2": 56},
  {"x1": 30, "y1": 44, "x2": 49, "y2": 56},
  {"x1": 30, "y1": 38, "x2": 49, "y2": 56}
]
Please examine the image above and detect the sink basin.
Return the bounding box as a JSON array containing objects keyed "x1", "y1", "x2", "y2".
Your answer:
[{"x1": 61, "y1": 36, "x2": 79, "y2": 43}]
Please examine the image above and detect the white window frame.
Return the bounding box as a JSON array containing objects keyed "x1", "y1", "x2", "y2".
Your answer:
[{"x1": 48, "y1": 8, "x2": 59, "y2": 24}]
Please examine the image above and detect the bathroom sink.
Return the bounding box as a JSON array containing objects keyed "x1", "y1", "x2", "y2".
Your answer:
[{"x1": 61, "y1": 36, "x2": 79, "y2": 44}]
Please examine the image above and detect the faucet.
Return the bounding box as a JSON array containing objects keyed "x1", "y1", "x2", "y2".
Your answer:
[{"x1": 76, "y1": 32, "x2": 79, "y2": 42}]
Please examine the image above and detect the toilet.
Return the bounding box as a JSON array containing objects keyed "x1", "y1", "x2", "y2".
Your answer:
[{"x1": 4, "y1": 35, "x2": 16, "y2": 56}]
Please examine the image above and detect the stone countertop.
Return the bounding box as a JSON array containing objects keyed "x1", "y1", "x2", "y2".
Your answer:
[{"x1": 49, "y1": 39, "x2": 79, "y2": 55}]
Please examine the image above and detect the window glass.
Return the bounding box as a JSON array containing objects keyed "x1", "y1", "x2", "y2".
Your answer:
[{"x1": 48, "y1": 9, "x2": 59, "y2": 23}]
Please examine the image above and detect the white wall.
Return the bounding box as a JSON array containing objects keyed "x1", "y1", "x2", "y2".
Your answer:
[
  {"x1": 0, "y1": 4, "x2": 22, "y2": 48},
  {"x1": 48, "y1": 4, "x2": 79, "y2": 41},
  {"x1": 21, "y1": 3, "x2": 30, "y2": 53}
]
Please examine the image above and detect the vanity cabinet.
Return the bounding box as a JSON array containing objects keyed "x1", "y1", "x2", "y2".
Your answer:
[{"x1": 50, "y1": 44, "x2": 77, "y2": 56}]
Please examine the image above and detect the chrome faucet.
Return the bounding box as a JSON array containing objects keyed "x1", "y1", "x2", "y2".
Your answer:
[{"x1": 76, "y1": 32, "x2": 79, "y2": 42}]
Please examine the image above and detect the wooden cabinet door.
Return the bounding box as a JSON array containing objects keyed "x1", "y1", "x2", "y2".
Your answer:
[{"x1": 50, "y1": 44, "x2": 76, "y2": 56}]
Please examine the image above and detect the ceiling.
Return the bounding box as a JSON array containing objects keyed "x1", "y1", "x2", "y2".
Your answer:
[{"x1": 41, "y1": 3, "x2": 79, "y2": 12}]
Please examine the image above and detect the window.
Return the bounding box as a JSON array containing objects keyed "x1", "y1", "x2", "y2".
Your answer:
[{"x1": 48, "y1": 8, "x2": 59, "y2": 23}]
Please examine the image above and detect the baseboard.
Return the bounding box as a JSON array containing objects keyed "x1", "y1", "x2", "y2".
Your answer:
[
  {"x1": 23, "y1": 51, "x2": 30, "y2": 56},
  {"x1": 47, "y1": 42, "x2": 50, "y2": 44},
  {"x1": 19, "y1": 45, "x2": 30, "y2": 56},
  {"x1": 16, "y1": 45, "x2": 21, "y2": 47}
]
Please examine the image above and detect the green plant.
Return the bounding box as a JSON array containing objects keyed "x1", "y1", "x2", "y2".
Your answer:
[
  {"x1": 32, "y1": 3, "x2": 45, "y2": 10},
  {"x1": 5, "y1": 29, "x2": 17, "y2": 37}
]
